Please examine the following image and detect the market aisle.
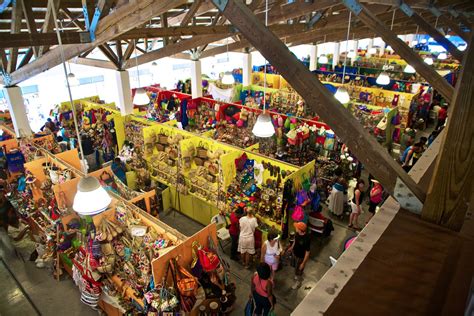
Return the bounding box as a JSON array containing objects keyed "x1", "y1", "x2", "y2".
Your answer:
[
  {"x1": 0, "y1": 229, "x2": 97, "y2": 316},
  {"x1": 159, "y1": 209, "x2": 359, "y2": 315}
]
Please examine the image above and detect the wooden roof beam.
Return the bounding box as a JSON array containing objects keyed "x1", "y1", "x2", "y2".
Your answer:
[
  {"x1": 441, "y1": 14, "x2": 471, "y2": 42},
  {"x1": 7, "y1": 0, "x2": 23, "y2": 73},
  {"x1": 210, "y1": 0, "x2": 426, "y2": 202},
  {"x1": 399, "y1": 3, "x2": 464, "y2": 61},
  {"x1": 3, "y1": 0, "x2": 188, "y2": 85},
  {"x1": 0, "y1": 31, "x2": 91, "y2": 48},
  {"x1": 342, "y1": 0, "x2": 454, "y2": 102},
  {"x1": 422, "y1": 32, "x2": 474, "y2": 231},
  {"x1": 38, "y1": 0, "x2": 60, "y2": 57},
  {"x1": 71, "y1": 57, "x2": 117, "y2": 70},
  {"x1": 19, "y1": 0, "x2": 39, "y2": 57}
]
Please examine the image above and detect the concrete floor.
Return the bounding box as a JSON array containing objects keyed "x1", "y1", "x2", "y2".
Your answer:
[{"x1": 0, "y1": 202, "x2": 364, "y2": 316}]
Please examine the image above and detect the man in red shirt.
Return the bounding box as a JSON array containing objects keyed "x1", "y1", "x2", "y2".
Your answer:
[
  {"x1": 437, "y1": 105, "x2": 448, "y2": 129},
  {"x1": 229, "y1": 205, "x2": 244, "y2": 261}
]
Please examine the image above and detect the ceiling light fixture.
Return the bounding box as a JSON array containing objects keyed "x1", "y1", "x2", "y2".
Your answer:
[
  {"x1": 438, "y1": 52, "x2": 448, "y2": 60},
  {"x1": 334, "y1": 11, "x2": 352, "y2": 104},
  {"x1": 132, "y1": 39, "x2": 150, "y2": 106},
  {"x1": 252, "y1": 0, "x2": 275, "y2": 137},
  {"x1": 51, "y1": 0, "x2": 111, "y2": 216},
  {"x1": 424, "y1": 57, "x2": 434, "y2": 65},
  {"x1": 404, "y1": 64, "x2": 416, "y2": 73},
  {"x1": 222, "y1": 38, "x2": 235, "y2": 85},
  {"x1": 376, "y1": 71, "x2": 390, "y2": 85}
]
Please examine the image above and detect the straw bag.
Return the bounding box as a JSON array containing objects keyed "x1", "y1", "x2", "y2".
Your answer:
[
  {"x1": 171, "y1": 259, "x2": 198, "y2": 297},
  {"x1": 158, "y1": 132, "x2": 169, "y2": 145},
  {"x1": 196, "y1": 141, "x2": 208, "y2": 159}
]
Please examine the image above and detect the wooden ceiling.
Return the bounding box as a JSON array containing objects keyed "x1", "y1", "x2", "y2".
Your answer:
[{"x1": 0, "y1": 0, "x2": 472, "y2": 85}]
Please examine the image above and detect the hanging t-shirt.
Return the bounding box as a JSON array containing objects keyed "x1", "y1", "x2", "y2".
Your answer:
[
  {"x1": 6, "y1": 151, "x2": 25, "y2": 173},
  {"x1": 239, "y1": 216, "x2": 258, "y2": 239}
]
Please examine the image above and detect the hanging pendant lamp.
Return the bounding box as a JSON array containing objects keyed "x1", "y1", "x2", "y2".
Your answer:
[
  {"x1": 133, "y1": 39, "x2": 150, "y2": 106},
  {"x1": 438, "y1": 52, "x2": 447, "y2": 60},
  {"x1": 73, "y1": 176, "x2": 112, "y2": 215},
  {"x1": 133, "y1": 88, "x2": 150, "y2": 105},
  {"x1": 404, "y1": 64, "x2": 416, "y2": 73},
  {"x1": 334, "y1": 10, "x2": 352, "y2": 104},
  {"x1": 334, "y1": 86, "x2": 350, "y2": 104},
  {"x1": 222, "y1": 72, "x2": 235, "y2": 85},
  {"x1": 67, "y1": 72, "x2": 80, "y2": 87},
  {"x1": 252, "y1": 0, "x2": 274, "y2": 138},
  {"x1": 51, "y1": 0, "x2": 111, "y2": 216},
  {"x1": 424, "y1": 57, "x2": 434, "y2": 65},
  {"x1": 318, "y1": 54, "x2": 329, "y2": 64},
  {"x1": 376, "y1": 71, "x2": 390, "y2": 85}
]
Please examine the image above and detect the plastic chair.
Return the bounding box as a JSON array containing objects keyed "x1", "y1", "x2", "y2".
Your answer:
[
  {"x1": 308, "y1": 215, "x2": 325, "y2": 234},
  {"x1": 211, "y1": 214, "x2": 231, "y2": 251}
]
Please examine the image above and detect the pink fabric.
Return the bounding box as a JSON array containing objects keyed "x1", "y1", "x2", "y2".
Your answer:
[{"x1": 253, "y1": 274, "x2": 272, "y2": 297}]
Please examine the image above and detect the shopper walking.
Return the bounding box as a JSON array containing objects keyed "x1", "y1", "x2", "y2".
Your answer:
[
  {"x1": 401, "y1": 142, "x2": 422, "y2": 172},
  {"x1": 287, "y1": 222, "x2": 310, "y2": 290},
  {"x1": 250, "y1": 262, "x2": 274, "y2": 316},
  {"x1": 367, "y1": 180, "x2": 384, "y2": 224},
  {"x1": 348, "y1": 179, "x2": 365, "y2": 230},
  {"x1": 328, "y1": 168, "x2": 347, "y2": 218},
  {"x1": 261, "y1": 230, "x2": 282, "y2": 277},
  {"x1": 436, "y1": 105, "x2": 447, "y2": 129},
  {"x1": 238, "y1": 209, "x2": 258, "y2": 269},
  {"x1": 80, "y1": 133, "x2": 97, "y2": 172},
  {"x1": 229, "y1": 206, "x2": 244, "y2": 261}
]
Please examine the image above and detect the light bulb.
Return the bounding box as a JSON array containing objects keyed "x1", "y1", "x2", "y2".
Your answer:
[
  {"x1": 376, "y1": 72, "x2": 390, "y2": 85},
  {"x1": 221, "y1": 72, "x2": 235, "y2": 85},
  {"x1": 67, "y1": 73, "x2": 80, "y2": 87},
  {"x1": 404, "y1": 64, "x2": 416, "y2": 73},
  {"x1": 73, "y1": 176, "x2": 111, "y2": 215},
  {"x1": 252, "y1": 113, "x2": 275, "y2": 138},
  {"x1": 133, "y1": 88, "x2": 150, "y2": 105},
  {"x1": 438, "y1": 52, "x2": 448, "y2": 60},
  {"x1": 424, "y1": 57, "x2": 434, "y2": 65},
  {"x1": 334, "y1": 86, "x2": 350, "y2": 104},
  {"x1": 318, "y1": 54, "x2": 329, "y2": 64}
]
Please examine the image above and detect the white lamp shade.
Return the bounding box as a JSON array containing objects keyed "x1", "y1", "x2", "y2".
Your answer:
[
  {"x1": 73, "y1": 176, "x2": 111, "y2": 215},
  {"x1": 368, "y1": 47, "x2": 377, "y2": 55},
  {"x1": 424, "y1": 57, "x2": 434, "y2": 65},
  {"x1": 438, "y1": 52, "x2": 448, "y2": 60},
  {"x1": 133, "y1": 88, "x2": 150, "y2": 105},
  {"x1": 222, "y1": 72, "x2": 235, "y2": 85},
  {"x1": 458, "y1": 45, "x2": 466, "y2": 51},
  {"x1": 404, "y1": 64, "x2": 416, "y2": 73},
  {"x1": 252, "y1": 113, "x2": 275, "y2": 138},
  {"x1": 376, "y1": 72, "x2": 391, "y2": 85},
  {"x1": 318, "y1": 54, "x2": 329, "y2": 64},
  {"x1": 67, "y1": 73, "x2": 80, "y2": 87},
  {"x1": 347, "y1": 50, "x2": 356, "y2": 58},
  {"x1": 334, "y1": 86, "x2": 350, "y2": 104}
]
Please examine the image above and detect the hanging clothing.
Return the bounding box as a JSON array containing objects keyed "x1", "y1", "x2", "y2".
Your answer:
[{"x1": 6, "y1": 151, "x2": 25, "y2": 173}]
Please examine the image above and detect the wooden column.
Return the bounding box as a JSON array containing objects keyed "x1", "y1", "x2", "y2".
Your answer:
[
  {"x1": 340, "y1": 0, "x2": 454, "y2": 102},
  {"x1": 421, "y1": 33, "x2": 474, "y2": 231},
  {"x1": 401, "y1": 8, "x2": 464, "y2": 62},
  {"x1": 210, "y1": 0, "x2": 425, "y2": 202}
]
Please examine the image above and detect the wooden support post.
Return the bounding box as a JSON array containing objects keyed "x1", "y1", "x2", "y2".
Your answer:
[
  {"x1": 421, "y1": 33, "x2": 474, "y2": 231},
  {"x1": 340, "y1": 0, "x2": 454, "y2": 103},
  {"x1": 400, "y1": 6, "x2": 463, "y2": 62},
  {"x1": 210, "y1": 0, "x2": 426, "y2": 202}
]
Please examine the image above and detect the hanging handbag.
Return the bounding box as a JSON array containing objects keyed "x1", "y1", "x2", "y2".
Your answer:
[
  {"x1": 196, "y1": 244, "x2": 220, "y2": 272},
  {"x1": 171, "y1": 259, "x2": 198, "y2": 297},
  {"x1": 376, "y1": 116, "x2": 388, "y2": 130}
]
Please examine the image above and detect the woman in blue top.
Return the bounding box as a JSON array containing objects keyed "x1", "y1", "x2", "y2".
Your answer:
[{"x1": 111, "y1": 157, "x2": 127, "y2": 185}]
